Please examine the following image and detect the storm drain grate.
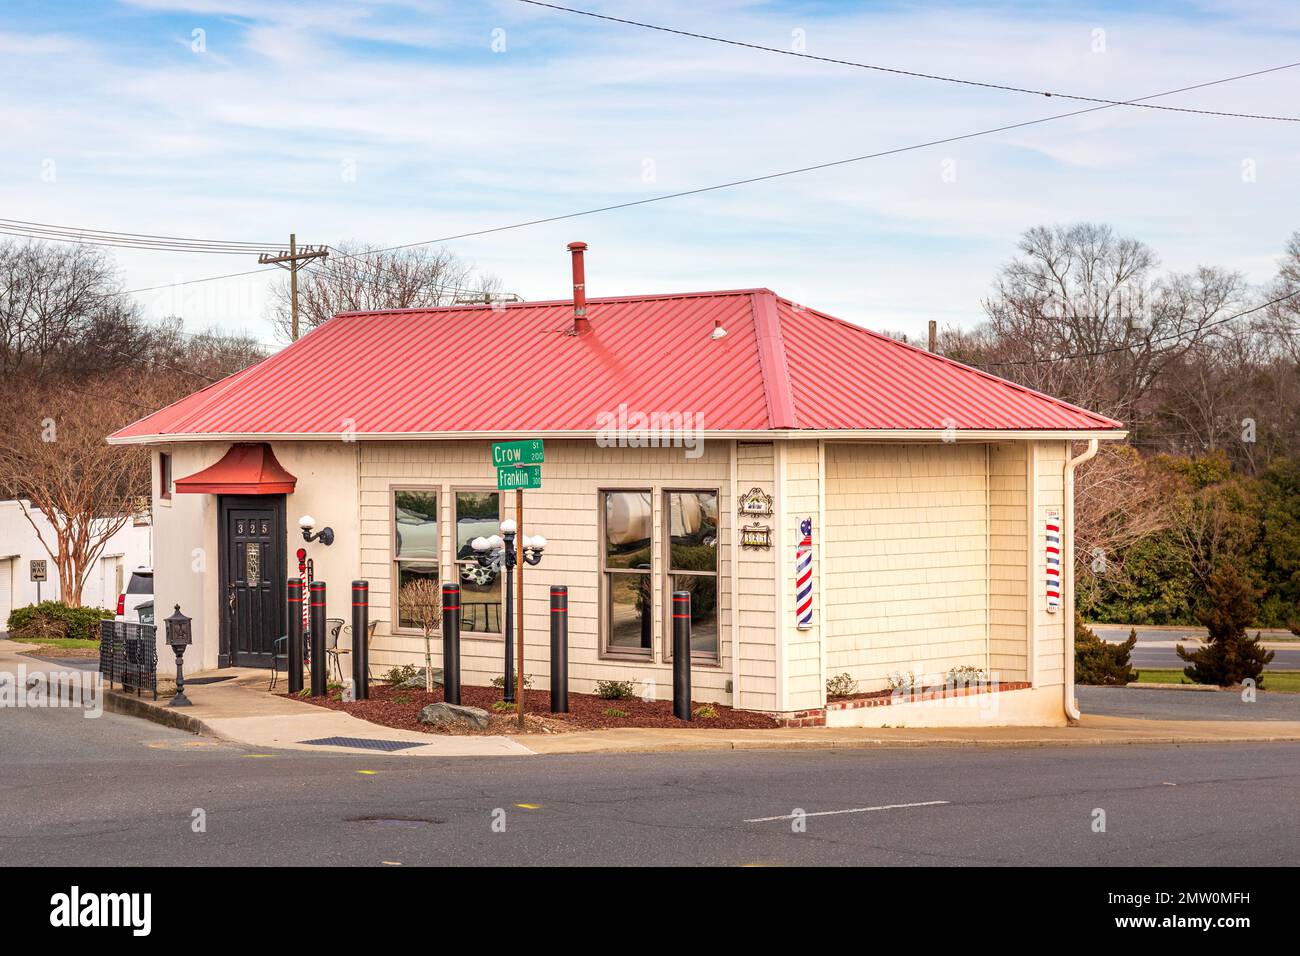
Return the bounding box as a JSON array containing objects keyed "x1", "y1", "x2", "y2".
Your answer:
[{"x1": 299, "y1": 736, "x2": 424, "y2": 752}]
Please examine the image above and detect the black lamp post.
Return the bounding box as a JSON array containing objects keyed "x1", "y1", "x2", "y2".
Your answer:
[
  {"x1": 164, "y1": 604, "x2": 193, "y2": 708},
  {"x1": 471, "y1": 519, "x2": 545, "y2": 703}
]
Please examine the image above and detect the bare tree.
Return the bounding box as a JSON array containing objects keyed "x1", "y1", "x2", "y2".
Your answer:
[
  {"x1": 1073, "y1": 444, "x2": 1176, "y2": 606},
  {"x1": 398, "y1": 578, "x2": 442, "y2": 692},
  {"x1": 0, "y1": 377, "x2": 149, "y2": 606},
  {"x1": 974, "y1": 224, "x2": 1245, "y2": 421},
  {"x1": 0, "y1": 239, "x2": 140, "y2": 378},
  {"x1": 269, "y1": 243, "x2": 503, "y2": 340}
]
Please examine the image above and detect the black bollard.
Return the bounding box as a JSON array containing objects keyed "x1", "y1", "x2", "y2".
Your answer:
[
  {"x1": 351, "y1": 580, "x2": 369, "y2": 701},
  {"x1": 441, "y1": 583, "x2": 461, "y2": 706},
  {"x1": 672, "y1": 590, "x2": 692, "y2": 720},
  {"x1": 287, "y1": 578, "x2": 304, "y2": 695},
  {"x1": 309, "y1": 580, "x2": 327, "y2": 697},
  {"x1": 549, "y1": 586, "x2": 569, "y2": 713}
]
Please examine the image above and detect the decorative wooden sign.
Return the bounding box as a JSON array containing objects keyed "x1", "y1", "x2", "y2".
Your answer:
[
  {"x1": 740, "y1": 521, "x2": 772, "y2": 550},
  {"x1": 737, "y1": 486, "x2": 774, "y2": 516}
]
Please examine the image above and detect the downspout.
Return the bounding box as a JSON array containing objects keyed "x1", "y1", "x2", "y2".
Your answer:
[{"x1": 1062, "y1": 438, "x2": 1099, "y2": 722}]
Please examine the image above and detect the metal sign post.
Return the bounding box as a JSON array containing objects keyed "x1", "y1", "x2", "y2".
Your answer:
[
  {"x1": 30, "y1": 559, "x2": 46, "y2": 603},
  {"x1": 490, "y1": 441, "x2": 544, "y2": 731}
]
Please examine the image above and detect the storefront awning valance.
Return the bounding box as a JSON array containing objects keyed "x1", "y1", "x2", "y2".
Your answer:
[{"x1": 174, "y1": 443, "x2": 297, "y2": 495}]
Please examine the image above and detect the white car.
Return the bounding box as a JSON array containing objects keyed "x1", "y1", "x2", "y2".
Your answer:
[{"x1": 115, "y1": 567, "x2": 154, "y2": 625}]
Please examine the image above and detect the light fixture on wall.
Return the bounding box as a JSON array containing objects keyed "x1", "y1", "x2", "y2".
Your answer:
[{"x1": 298, "y1": 514, "x2": 334, "y2": 546}]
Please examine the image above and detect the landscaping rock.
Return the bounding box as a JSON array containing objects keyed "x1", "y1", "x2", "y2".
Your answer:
[
  {"x1": 399, "y1": 667, "x2": 443, "y2": 689},
  {"x1": 417, "y1": 702, "x2": 489, "y2": 731}
]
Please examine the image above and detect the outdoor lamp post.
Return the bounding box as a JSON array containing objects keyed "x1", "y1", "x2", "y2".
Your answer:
[
  {"x1": 298, "y1": 514, "x2": 335, "y2": 546},
  {"x1": 164, "y1": 604, "x2": 193, "y2": 708},
  {"x1": 471, "y1": 519, "x2": 545, "y2": 703}
]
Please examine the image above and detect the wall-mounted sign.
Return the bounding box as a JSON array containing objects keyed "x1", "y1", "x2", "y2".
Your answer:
[
  {"x1": 1045, "y1": 508, "x2": 1061, "y2": 613},
  {"x1": 740, "y1": 521, "x2": 772, "y2": 550},
  {"x1": 29, "y1": 559, "x2": 47, "y2": 582},
  {"x1": 795, "y1": 518, "x2": 813, "y2": 630},
  {"x1": 737, "y1": 487, "x2": 774, "y2": 516}
]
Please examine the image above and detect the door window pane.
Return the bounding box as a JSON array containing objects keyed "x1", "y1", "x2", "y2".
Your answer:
[
  {"x1": 668, "y1": 491, "x2": 718, "y2": 572},
  {"x1": 394, "y1": 491, "x2": 438, "y2": 560},
  {"x1": 604, "y1": 491, "x2": 652, "y2": 569},
  {"x1": 607, "y1": 571, "x2": 652, "y2": 650}
]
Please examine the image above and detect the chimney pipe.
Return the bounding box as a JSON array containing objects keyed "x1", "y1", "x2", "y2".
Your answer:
[{"x1": 568, "y1": 241, "x2": 590, "y2": 335}]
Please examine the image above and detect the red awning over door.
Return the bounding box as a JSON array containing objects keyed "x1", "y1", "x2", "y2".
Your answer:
[{"x1": 174, "y1": 442, "x2": 297, "y2": 495}]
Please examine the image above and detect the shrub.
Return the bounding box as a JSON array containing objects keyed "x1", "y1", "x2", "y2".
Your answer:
[
  {"x1": 1074, "y1": 615, "x2": 1137, "y2": 685},
  {"x1": 594, "y1": 679, "x2": 637, "y2": 699},
  {"x1": 886, "y1": 670, "x2": 918, "y2": 691},
  {"x1": 1177, "y1": 567, "x2": 1275, "y2": 687},
  {"x1": 693, "y1": 704, "x2": 718, "y2": 718},
  {"x1": 490, "y1": 674, "x2": 533, "y2": 691},
  {"x1": 491, "y1": 700, "x2": 517, "y2": 713},
  {"x1": 384, "y1": 663, "x2": 419, "y2": 686},
  {"x1": 602, "y1": 707, "x2": 629, "y2": 718},
  {"x1": 6, "y1": 602, "x2": 112, "y2": 642},
  {"x1": 946, "y1": 664, "x2": 988, "y2": 685},
  {"x1": 826, "y1": 673, "x2": 858, "y2": 699}
]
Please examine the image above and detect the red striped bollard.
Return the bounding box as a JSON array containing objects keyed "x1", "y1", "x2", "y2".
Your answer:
[
  {"x1": 672, "y1": 590, "x2": 692, "y2": 720},
  {"x1": 287, "y1": 578, "x2": 304, "y2": 695},
  {"x1": 309, "y1": 580, "x2": 327, "y2": 697},
  {"x1": 550, "y1": 586, "x2": 569, "y2": 713},
  {"x1": 442, "y1": 583, "x2": 461, "y2": 706}
]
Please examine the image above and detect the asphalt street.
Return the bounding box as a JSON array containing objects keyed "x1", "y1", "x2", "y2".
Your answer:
[
  {"x1": 1091, "y1": 625, "x2": 1300, "y2": 670},
  {"x1": 2, "y1": 705, "x2": 1298, "y2": 866}
]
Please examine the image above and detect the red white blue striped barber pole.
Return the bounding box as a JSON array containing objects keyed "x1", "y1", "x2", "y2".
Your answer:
[
  {"x1": 1045, "y1": 510, "x2": 1061, "y2": 613},
  {"x1": 795, "y1": 518, "x2": 813, "y2": 630}
]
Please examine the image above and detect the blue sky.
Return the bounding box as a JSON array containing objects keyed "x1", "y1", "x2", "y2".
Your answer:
[{"x1": 1, "y1": 0, "x2": 1297, "y2": 345}]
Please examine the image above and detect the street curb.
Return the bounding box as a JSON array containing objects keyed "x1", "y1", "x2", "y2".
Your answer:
[
  {"x1": 1124, "y1": 682, "x2": 1220, "y2": 692},
  {"x1": 101, "y1": 688, "x2": 215, "y2": 736}
]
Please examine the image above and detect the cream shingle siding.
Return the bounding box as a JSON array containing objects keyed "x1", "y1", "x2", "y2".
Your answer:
[
  {"x1": 824, "y1": 442, "x2": 993, "y2": 692},
  {"x1": 779, "y1": 440, "x2": 824, "y2": 711},
  {"x1": 1034, "y1": 441, "x2": 1069, "y2": 687},
  {"x1": 360, "y1": 439, "x2": 741, "y2": 703},
  {"x1": 734, "y1": 441, "x2": 778, "y2": 711},
  {"x1": 988, "y1": 443, "x2": 1028, "y2": 681}
]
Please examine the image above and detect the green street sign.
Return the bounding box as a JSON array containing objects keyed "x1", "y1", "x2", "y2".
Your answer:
[
  {"x1": 492, "y1": 439, "x2": 544, "y2": 467},
  {"x1": 497, "y1": 464, "x2": 542, "y2": 490}
]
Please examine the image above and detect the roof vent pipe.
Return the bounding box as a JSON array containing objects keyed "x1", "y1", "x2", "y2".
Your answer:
[{"x1": 568, "y1": 241, "x2": 590, "y2": 335}]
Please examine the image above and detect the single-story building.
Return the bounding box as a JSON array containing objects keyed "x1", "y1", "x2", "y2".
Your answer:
[
  {"x1": 107, "y1": 243, "x2": 1125, "y2": 726},
  {"x1": 0, "y1": 499, "x2": 152, "y2": 620}
]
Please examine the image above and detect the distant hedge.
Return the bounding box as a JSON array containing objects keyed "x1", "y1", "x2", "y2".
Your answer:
[{"x1": 6, "y1": 602, "x2": 113, "y2": 642}]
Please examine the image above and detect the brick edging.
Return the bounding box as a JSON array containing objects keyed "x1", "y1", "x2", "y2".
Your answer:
[{"x1": 764, "y1": 681, "x2": 1034, "y2": 726}]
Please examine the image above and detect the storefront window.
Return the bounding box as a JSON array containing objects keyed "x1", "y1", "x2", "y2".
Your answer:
[
  {"x1": 394, "y1": 489, "x2": 438, "y2": 630},
  {"x1": 665, "y1": 490, "x2": 719, "y2": 659},
  {"x1": 455, "y1": 490, "x2": 501, "y2": 633},
  {"x1": 601, "y1": 490, "x2": 652, "y2": 655}
]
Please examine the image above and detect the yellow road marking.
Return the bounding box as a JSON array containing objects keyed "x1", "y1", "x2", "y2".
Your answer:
[
  {"x1": 515, "y1": 803, "x2": 541, "y2": 809},
  {"x1": 356, "y1": 770, "x2": 379, "y2": 775}
]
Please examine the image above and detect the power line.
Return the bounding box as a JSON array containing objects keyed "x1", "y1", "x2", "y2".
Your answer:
[
  {"x1": 516, "y1": 1, "x2": 1300, "y2": 123},
  {"x1": 0, "y1": 218, "x2": 281, "y2": 253},
  {"x1": 69, "y1": 60, "x2": 1300, "y2": 300},
  {"x1": 969, "y1": 288, "x2": 1300, "y2": 368}
]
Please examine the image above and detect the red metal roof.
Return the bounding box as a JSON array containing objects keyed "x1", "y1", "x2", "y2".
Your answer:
[
  {"x1": 174, "y1": 442, "x2": 297, "y2": 494},
  {"x1": 109, "y1": 289, "x2": 1121, "y2": 441}
]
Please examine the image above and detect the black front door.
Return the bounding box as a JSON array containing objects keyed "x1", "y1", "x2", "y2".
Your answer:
[{"x1": 219, "y1": 495, "x2": 286, "y2": 668}]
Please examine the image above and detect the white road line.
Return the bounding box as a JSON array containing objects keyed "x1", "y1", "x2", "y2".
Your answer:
[{"x1": 744, "y1": 800, "x2": 950, "y2": 823}]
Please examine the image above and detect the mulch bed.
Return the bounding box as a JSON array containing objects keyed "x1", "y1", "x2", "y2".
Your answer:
[{"x1": 288, "y1": 682, "x2": 779, "y2": 735}]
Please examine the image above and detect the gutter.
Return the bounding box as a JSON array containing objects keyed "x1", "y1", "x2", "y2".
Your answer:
[{"x1": 1062, "y1": 438, "x2": 1099, "y2": 722}]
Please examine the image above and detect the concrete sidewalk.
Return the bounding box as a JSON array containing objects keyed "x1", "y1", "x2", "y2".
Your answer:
[
  {"x1": 1, "y1": 639, "x2": 533, "y2": 757},
  {"x1": 7, "y1": 639, "x2": 1300, "y2": 757}
]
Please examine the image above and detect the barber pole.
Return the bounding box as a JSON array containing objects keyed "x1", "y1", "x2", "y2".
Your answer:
[
  {"x1": 795, "y1": 517, "x2": 813, "y2": 630},
  {"x1": 1045, "y1": 509, "x2": 1061, "y2": 613}
]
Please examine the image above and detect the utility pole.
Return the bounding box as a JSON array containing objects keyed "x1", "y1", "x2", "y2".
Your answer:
[{"x1": 259, "y1": 233, "x2": 329, "y2": 341}]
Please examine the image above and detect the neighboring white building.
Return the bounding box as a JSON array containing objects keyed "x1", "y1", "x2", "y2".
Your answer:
[{"x1": 0, "y1": 499, "x2": 153, "y2": 623}]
